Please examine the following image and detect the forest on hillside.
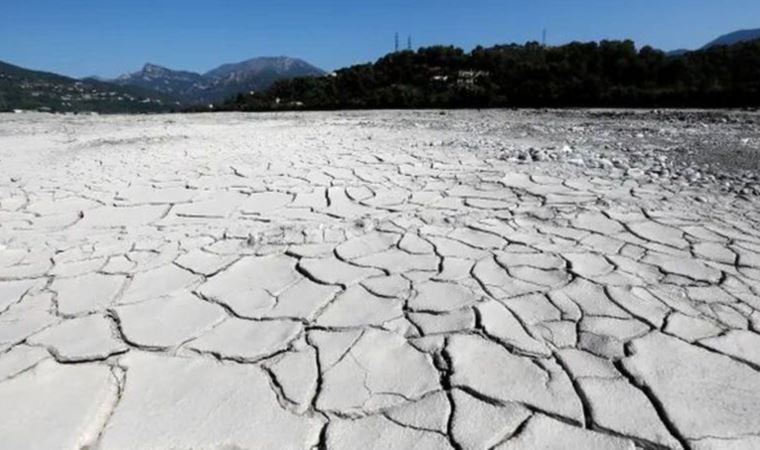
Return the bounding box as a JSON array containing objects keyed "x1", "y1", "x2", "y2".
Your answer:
[{"x1": 217, "y1": 39, "x2": 760, "y2": 110}]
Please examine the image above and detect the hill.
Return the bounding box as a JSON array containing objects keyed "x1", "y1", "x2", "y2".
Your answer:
[
  {"x1": 219, "y1": 38, "x2": 760, "y2": 111},
  {"x1": 115, "y1": 57, "x2": 325, "y2": 105},
  {"x1": 0, "y1": 60, "x2": 178, "y2": 113},
  {"x1": 703, "y1": 28, "x2": 760, "y2": 48}
]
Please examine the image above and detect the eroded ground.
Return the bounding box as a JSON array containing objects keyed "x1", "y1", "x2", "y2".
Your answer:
[{"x1": 1, "y1": 110, "x2": 760, "y2": 449}]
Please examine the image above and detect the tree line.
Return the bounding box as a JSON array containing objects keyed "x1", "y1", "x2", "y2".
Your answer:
[{"x1": 213, "y1": 39, "x2": 760, "y2": 111}]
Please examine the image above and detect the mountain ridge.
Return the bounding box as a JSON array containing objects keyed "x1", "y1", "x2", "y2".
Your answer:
[
  {"x1": 0, "y1": 59, "x2": 177, "y2": 113},
  {"x1": 114, "y1": 56, "x2": 325, "y2": 105},
  {"x1": 702, "y1": 28, "x2": 760, "y2": 49}
]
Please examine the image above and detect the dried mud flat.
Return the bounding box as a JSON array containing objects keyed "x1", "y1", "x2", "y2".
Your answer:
[{"x1": 1, "y1": 109, "x2": 760, "y2": 449}]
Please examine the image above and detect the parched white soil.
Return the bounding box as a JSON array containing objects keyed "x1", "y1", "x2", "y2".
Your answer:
[{"x1": 1, "y1": 110, "x2": 760, "y2": 449}]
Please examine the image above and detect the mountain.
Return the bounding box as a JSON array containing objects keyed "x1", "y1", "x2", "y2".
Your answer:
[
  {"x1": 0, "y1": 60, "x2": 178, "y2": 113},
  {"x1": 703, "y1": 28, "x2": 760, "y2": 49},
  {"x1": 204, "y1": 56, "x2": 324, "y2": 81},
  {"x1": 114, "y1": 57, "x2": 325, "y2": 105}
]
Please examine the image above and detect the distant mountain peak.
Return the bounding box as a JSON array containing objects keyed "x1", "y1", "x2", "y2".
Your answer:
[
  {"x1": 113, "y1": 56, "x2": 324, "y2": 105},
  {"x1": 142, "y1": 62, "x2": 170, "y2": 73},
  {"x1": 203, "y1": 56, "x2": 325, "y2": 80},
  {"x1": 119, "y1": 63, "x2": 199, "y2": 79}
]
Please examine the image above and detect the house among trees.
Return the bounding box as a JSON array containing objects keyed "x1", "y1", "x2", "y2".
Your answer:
[{"x1": 456, "y1": 70, "x2": 489, "y2": 88}]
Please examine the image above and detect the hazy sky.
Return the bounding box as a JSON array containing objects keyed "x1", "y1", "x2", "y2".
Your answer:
[{"x1": 1, "y1": 0, "x2": 759, "y2": 78}]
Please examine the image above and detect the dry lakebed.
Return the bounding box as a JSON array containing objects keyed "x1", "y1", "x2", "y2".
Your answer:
[{"x1": 1, "y1": 109, "x2": 760, "y2": 449}]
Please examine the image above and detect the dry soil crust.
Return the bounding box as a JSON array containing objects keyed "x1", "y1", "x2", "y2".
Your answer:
[{"x1": 0, "y1": 110, "x2": 759, "y2": 449}]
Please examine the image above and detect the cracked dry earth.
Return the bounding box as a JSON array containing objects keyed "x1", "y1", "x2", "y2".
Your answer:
[{"x1": 1, "y1": 110, "x2": 760, "y2": 450}]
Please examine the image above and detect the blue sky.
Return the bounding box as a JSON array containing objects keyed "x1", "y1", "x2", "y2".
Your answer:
[{"x1": 1, "y1": 0, "x2": 759, "y2": 78}]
